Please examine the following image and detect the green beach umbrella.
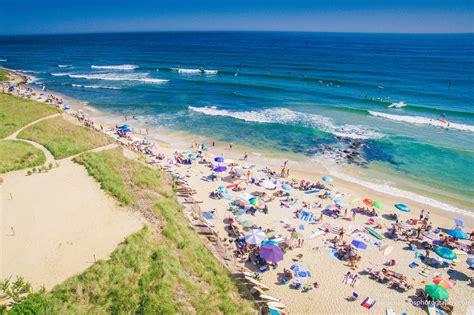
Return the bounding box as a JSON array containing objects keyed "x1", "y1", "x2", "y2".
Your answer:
[
  {"x1": 434, "y1": 247, "x2": 457, "y2": 260},
  {"x1": 249, "y1": 197, "x2": 265, "y2": 208},
  {"x1": 372, "y1": 200, "x2": 384, "y2": 209},
  {"x1": 424, "y1": 284, "x2": 449, "y2": 300}
]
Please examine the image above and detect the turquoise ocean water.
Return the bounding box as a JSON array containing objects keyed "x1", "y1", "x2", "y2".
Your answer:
[{"x1": 0, "y1": 32, "x2": 472, "y2": 211}]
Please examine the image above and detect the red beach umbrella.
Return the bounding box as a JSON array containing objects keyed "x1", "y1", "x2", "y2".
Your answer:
[{"x1": 363, "y1": 198, "x2": 373, "y2": 206}]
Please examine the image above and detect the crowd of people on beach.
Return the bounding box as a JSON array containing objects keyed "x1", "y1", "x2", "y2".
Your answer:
[{"x1": 3, "y1": 74, "x2": 473, "y2": 315}]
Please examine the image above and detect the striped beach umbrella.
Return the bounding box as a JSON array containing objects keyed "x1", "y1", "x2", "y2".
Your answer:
[
  {"x1": 249, "y1": 197, "x2": 265, "y2": 208},
  {"x1": 433, "y1": 276, "x2": 454, "y2": 289}
]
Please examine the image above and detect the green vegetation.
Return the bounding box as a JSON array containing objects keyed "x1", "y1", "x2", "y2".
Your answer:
[
  {"x1": 0, "y1": 140, "x2": 46, "y2": 173},
  {"x1": 0, "y1": 94, "x2": 59, "y2": 138},
  {"x1": 11, "y1": 148, "x2": 255, "y2": 314},
  {"x1": 18, "y1": 116, "x2": 111, "y2": 159},
  {"x1": 0, "y1": 68, "x2": 9, "y2": 82}
]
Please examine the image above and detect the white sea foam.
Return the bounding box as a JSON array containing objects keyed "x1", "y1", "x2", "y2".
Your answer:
[
  {"x1": 91, "y1": 64, "x2": 138, "y2": 70},
  {"x1": 58, "y1": 64, "x2": 72, "y2": 68},
  {"x1": 329, "y1": 169, "x2": 473, "y2": 217},
  {"x1": 68, "y1": 73, "x2": 168, "y2": 84},
  {"x1": 171, "y1": 68, "x2": 202, "y2": 74},
  {"x1": 71, "y1": 84, "x2": 120, "y2": 90},
  {"x1": 369, "y1": 111, "x2": 474, "y2": 133},
  {"x1": 171, "y1": 68, "x2": 218, "y2": 74},
  {"x1": 51, "y1": 72, "x2": 71, "y2": 76},
  {"x1": 189, "y1": 106, "x2": 384, "y2": 140}
]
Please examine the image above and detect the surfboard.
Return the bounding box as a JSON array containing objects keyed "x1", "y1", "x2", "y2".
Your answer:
[
  {"x1": 259, "y1": 294, "x2": 281, "y2": 302},
  {"x1": 366, "y1": 227, "x2": 385, "y2": 240}
]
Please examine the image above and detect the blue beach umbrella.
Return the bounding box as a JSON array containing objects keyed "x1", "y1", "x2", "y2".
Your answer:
[
  {"x1": 282, "y1": 184, "x2": 292, "y2": 190},
  {"x1": 213, "y1": 166, "x2": 227, "y2": 173},
  {"x1": 395, "y1": 204, "x2": 410, "y2": 212},
  {"x1": 322, "y1": 176, "x2": 333, "y2": 183},
  {"x1": 261, "y1": 240, "x2": 279, "y2": 247},
  {"x1": 446, "y1": 229, "x2": 468, "y2": 240},
  {"x1": 351, "y1": 240, "x2": 368, "y2": 250},
  {"x1": 467, "y1": 257, "x2": 474, "y2": 268},
  {"x1": 434, "y1": 247, "x2": 457, "y2": 260},
  {"x1": 214, "y1": 156, "x2": 224, "y2": 163}
]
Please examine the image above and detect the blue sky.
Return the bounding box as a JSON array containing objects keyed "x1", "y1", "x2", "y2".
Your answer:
[{"x1": 0, "y1": 0, "x2": 472, "y2": 35}]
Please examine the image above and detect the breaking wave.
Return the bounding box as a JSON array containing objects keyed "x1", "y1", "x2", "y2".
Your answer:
[
  {"x1": 189, "y1": 106, "x2": 384, "y2": 140},
  {"x1": 170, "y1": 68, "x2": 218, "y2": 74},
  {"x1": 67, "y1": 73, "x2": 168, "y2": 84},
  {"x1": 91, "y1": 64, "x2": 138, "y2": 70},
  {"x1": 71, "y1": 84, "x2": 120, "y2": 90},
  {"x1": 58, "y1": 64, "x2": 72, "y2": 68},
  {"x1": 369, "y1": 111, "x2": 474, "y2": 133}
]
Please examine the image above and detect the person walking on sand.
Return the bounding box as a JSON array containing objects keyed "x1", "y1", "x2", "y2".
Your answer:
[
  {"x1": 286, "y1": 168, "x2": 290, "y2": 178},
  {"x1": 243, "y1": 152, "x2": 248, "y2": 161},
  {"x1": 283, "y1": 160, "x2": 288, "y2": 167},
  {"x1": 420, "y1": 209, "x2": 425, "y2": 220},
  {"x1": 229, "y1": 143, "x2": 233, "y2": 150}
]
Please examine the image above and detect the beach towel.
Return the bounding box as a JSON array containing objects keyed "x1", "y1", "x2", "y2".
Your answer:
[
  {"x1": 409, "y1": 262, "x2": 419, "y2": 268},
  {"x1": 299, "y1": 224, "x2": 305, "y2": 231},
  {"x1": 304, "y1": 189, "x2": 320, "y2": 195},
  {"x1": 298, "y1": 211, "x2": 316, "y2": 222},
  {"x1": 361, "y1": 297, "x2": 376, "y2": 309}
]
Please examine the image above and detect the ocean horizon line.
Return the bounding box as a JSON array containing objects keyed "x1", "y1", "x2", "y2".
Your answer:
[{"x1": 1, "y1": 30, "x2": 474, "y2": 37}]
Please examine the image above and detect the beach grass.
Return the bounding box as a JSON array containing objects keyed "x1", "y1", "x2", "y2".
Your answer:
[
  {"x1": 0, "y1": 68, "x2": 9, "y2": 82},
  {"x1": 18, "y1": 116, "x2": 111, "y2": 159},
  {"x1": 0, "y1": 140, "x2": 46, "y2": 173},
  {"x1": 11, "y1": 148, "x2": 255, "y2": 314},
  {"x1": 0, "y1": 94, "x2": 60, "y2": 138}
]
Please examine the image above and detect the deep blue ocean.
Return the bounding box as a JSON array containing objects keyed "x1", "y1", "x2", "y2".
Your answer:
[{"x1": 0, "y1": 32, "x2": 473, "y2": 209}]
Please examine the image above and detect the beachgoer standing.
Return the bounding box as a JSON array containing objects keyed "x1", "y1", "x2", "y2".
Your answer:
[
  {"x1": 420, "y1": 209, "x2": 425, "y2": 220},
  {"x1": 243, "y1": 152, "x2": 248, "y2": 161}
]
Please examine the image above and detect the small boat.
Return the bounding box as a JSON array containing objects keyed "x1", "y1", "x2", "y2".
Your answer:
[
  {"x1": 268, "y1": 301, "x2": 287, "y2": 309},
  {"x1": 245, "y1": 276, "x2": 270, "y2": 290},
  {"x1": 366, "y1": 227, "x2": 385, "y2": 240},
  {"x1": 259, "y1": 294, "x2": 281, "y2": 302}
]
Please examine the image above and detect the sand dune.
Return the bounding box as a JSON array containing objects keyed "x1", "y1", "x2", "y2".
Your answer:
[{"x1": 0, "y1": 159, "x2": 144, "y2": 289}]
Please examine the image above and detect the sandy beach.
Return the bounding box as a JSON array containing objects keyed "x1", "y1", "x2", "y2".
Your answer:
[{"x1": 1, "y1": 71, "x2": 473, "y2": 314}]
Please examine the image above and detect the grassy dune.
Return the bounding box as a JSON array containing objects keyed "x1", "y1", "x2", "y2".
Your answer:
[
  {"x1": 0, "y1": 140, "x2": 46, "y2": 173},
  {"x1": 0, "y1": 68, "x2": 9, "y2": 82},
  {"x1": 0, "y1": 94, "x2": 60, "y2": 138},
  {"x1": 10, "y1": 148, "x2": 255, "y2": 314},
  {"x1": 18, "y1": 116, "x2": 111, "y2": 159}
]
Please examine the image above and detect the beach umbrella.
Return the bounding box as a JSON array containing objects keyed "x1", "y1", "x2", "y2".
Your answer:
[
  {"x1": 244, "y1": 229, "x2": 266, "y2": 245},
  {"x1": 379, "y1": 245, "x2": 394, "y2": 256},
  {"x1": 273, "y1": 179, "x2": 283, "y2": 186},
  {"x1": 261, "y1": 239, "x2": 278, "y2": 247},
  {"x1": 262, "y1": 180, "x2": 276, "y2": 190},
  {"x1": 249, "y1": 197, "x2": 265, "y2": 208},
  {"x1": 372, "y1": 201, "x2": 384, "y2": 209},
  {"x1": 334, "y1": 199, "x2": 347, "y2": 208},
  {"x1": 363, "y1": 198, "x2": 373, "y2": 206},
  {"x1": 432, "y1": 277, "x2": 454, "y2": 290},
  {"x1": 434, "y1": 247, "x2": 457, "y2": 260},
  {"x1": 351, "y1": 240, "x2": 368, "y2": 250},
  {"x1": 213, "y1": 166, "x2": 227, "y2": 173},
  {"x1": 240, "y1": 220, "x2": 254, "y2": 227},
  {"x1": 446, "y1": 229, "x2": 468, "y2": 240},
  {"x1": 260, "y1": 244, "x2": 284, "y2": 263},
  {"x1": 395, "y1": 204, "x2": 410, "y2": 212},
  {"x1": 466, "y1": 257, "x2": 474, "y2": 268},
  {"x1": 322, "y1": 176, "x2": 333, "y2": 183},
  {"x1": 217, "y1": 185, "x2": 228, "y2": 192},
  {"x1": 424, "y1": 284, "x2": 449, "y2": 300},
  {"x1": 214, "y1": 156, "x2": 224, "y2": 163},
  {"x1": 453, "y1": 217, "x2": 465, "y2": 228},
  {"x1": 282, "y1": 183, "x2": 292, "y2": 190}
]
